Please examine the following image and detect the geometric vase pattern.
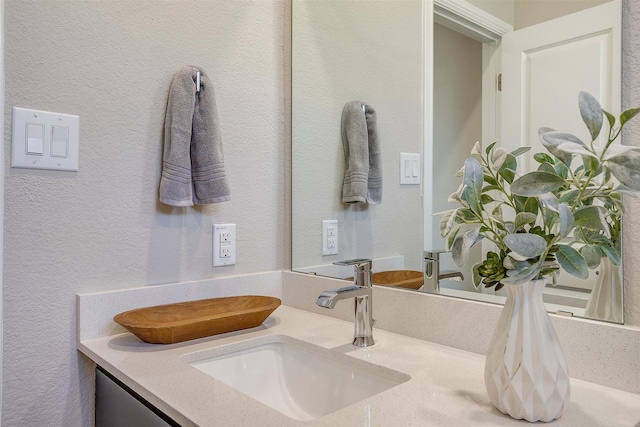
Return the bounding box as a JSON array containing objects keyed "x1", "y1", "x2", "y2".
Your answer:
[
  {"x1": 484, "y1": 279, "x2": 570, "y2": 422},
  {"x1": 584, "y1": 257, "x2": 623, "y2": 323}
]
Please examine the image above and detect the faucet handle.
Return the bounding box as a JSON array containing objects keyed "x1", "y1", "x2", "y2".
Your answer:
[
  {"x1": 424, "y1": 250, "x2": 447, "y2": 261},
  {"x1": 333, "y1": 259, "x2": 372, "y2": 287},
  {"x1": 333, "y1": 258, "x2": 372, "y2": 268}
]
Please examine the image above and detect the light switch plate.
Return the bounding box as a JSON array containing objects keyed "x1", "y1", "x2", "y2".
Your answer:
[
  {"x1": 11, "y1": 107, "x2": 79, "y2": 171},
  {"x1": 400, "y1": 152, "x2": 420, "y2": 185}
]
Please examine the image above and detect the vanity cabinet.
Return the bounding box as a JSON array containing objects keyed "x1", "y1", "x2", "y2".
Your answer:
[{"x1": 95, "y1": 367, "x2": 178, "y2": 427}]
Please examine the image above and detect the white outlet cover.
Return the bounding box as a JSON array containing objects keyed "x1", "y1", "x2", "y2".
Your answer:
[
  {"x1": 213, "y1": 224, "x2": 236, "y2": 267},
  {"x1": 11, "y1": 107, "x2": 80, "y2": 171},
  {"x1": 322, "y1": 220, "x2": 338, "y2": 255}
]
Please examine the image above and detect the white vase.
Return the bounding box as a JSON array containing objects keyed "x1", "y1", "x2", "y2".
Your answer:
[
  {"x1": 584, "y1": 258, "x2": 623, "y2": 323},
  {"x1": 484, "y1": 279, "x2": 570, "y2": 422}
]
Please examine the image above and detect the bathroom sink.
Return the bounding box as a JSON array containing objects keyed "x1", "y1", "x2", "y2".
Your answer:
[{"x1": 181, "y1": 334, "x2": 410, "y2": 420}]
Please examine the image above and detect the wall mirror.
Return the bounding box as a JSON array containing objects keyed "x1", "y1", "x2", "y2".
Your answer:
[{"x1": 291, "y1": 0, "x2": 623, "y2": 323}]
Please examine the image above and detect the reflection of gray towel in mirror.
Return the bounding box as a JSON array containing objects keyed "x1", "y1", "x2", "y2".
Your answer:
[
  {"x1": 159, "y1": 66, "x2": 231, "y2": 206},
  {"x1": 341, "y1": 101, "x2": 382, "y2": 205}
]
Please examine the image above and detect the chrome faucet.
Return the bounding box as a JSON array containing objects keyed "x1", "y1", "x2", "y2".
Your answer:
[
  {"x1": 424, "y1": 250, "x2": 464, "y2": 293},
  {"x1": 316, "y1": 259, "x2": 375, "y2": 347}
]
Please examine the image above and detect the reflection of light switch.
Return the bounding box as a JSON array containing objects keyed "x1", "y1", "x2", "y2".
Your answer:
[
  {"x1": 26, "y1": 123, "x2": 45, "y2": 155},
  {"x1": 51, "y1": 125, "x2": 69, "y2": 157},
  {"x1": 400, "y1": 152, "x2": 420, "y2": 185}
]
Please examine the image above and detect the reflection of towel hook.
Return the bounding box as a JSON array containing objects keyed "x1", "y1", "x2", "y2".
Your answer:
[{"x1": 195, "y1": 71, "x2": 201, "y2": 93}]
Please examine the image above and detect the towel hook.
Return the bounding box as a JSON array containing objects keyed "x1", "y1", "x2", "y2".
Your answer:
[
  {"x1": 361, "y1": 104, "x2": 365, "y2": 112},
  {"x1": 195, "y1": 71, "x2": 201, "y2": 93}
]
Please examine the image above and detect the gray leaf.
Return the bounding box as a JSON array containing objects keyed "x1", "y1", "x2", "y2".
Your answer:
[
  {"x1": 600, "y1": 245, "x2": 621, "y2": 266},
  {"x1": 451, "y1": 226, "x2": 482, "y2": 267},
  {"x1": 463, "y1": 157, "x2": 484, "y2": 198},
  {"x1": 540, "y1": 131, "x2": 586, "y2": 165},
  {"x1": 557, "y1": 141, "x2": 598, "y2": 159},
  {"x1": 514, "y1": 212, "x2": 537, "y2": 230},
  {"x1": 492, "y1": 148, "x2": 508, "y2": 171},
  {"x1": 578, "y1": 91, "x2": 603, "y2": 141},
  {"x1": 556, "y1": 244, "x2": 589, "y2": 280},
  {"x1": 511, "y1": 146, "x2": 532, "y2": 157},
  {"x1": 538, "y1": 126, "x2": 555, "y2": 138},
  {"x1": 502, "y1": 257, "x2": 544, "y2": 285},
  {"x1": 503, "y1": 254, "x2": 532, "y2": 271},
  {"x1": 537, "y1": 162, "x2": 556, "y2": 174},
  {"x1": 510, "y1": 171, "x2": 565, "y2": 196},
  {"x1": 504, "y1": 233, "x2": 547, "y2": 259},
  {"x1": 471, "y1": 262, "x2": 483, "y2": 290},
  {"x1": 621, "y1": 107, "x2": 640, "y2": 126},
  {"x1": 580, "y1": 245, "x2": 603, "y2": 269},
  {"x1": 574, "y1": 205, "x2": 611, "y2": 238},
  {"x1": 605, "y1": 148, "x2": 640, "y2": 191},
  {"x1": 558, "y1": 203, "x2": 574, "y2": 239},
  {"x1": 439, "y1": 209, "x2": 460, "y2": 238},
  {"x1": 537, "y1": 192, "x2": 560, "y2": 212}
]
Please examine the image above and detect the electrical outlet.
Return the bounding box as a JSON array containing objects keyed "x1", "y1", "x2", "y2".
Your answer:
[
  {"x1": 213, "y1": 224, "x2": 236, "y2": 266},
  {"x1": 322, "y1": 220, "x2": 338, "y2": 255}
]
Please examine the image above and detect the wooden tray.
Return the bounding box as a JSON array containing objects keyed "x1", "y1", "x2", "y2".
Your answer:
[
  {"x1": 372, "y1": 270, "x2": 424, "y2": 290},
  {"x1": 113, "y1": 295, "x2": 281, "y2": 344}
]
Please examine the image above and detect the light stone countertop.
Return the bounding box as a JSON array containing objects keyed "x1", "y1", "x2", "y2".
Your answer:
[{"x1": 78, "y1": 305, "x2": 640, "y2": 427}]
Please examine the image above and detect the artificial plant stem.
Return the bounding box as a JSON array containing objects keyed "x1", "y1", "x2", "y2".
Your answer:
[
  {"x1": 483, "y1": 156, "x2": 515, "y2": 209},
  {"x1": 571, "y1": 137, "x2": 612, "y2": 209}
]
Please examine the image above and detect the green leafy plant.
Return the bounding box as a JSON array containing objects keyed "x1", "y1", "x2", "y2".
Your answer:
[{"x1": 439, "y1": 92, "x2": 640, "y2": 291}]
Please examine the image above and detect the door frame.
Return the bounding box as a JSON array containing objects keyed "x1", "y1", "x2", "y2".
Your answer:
[
  {"x1": 424, "y1": 0, "x2": 511, "y2": 250},
  {"x1": 1, "y1": 0, "x2": 5, "y2": 421}
]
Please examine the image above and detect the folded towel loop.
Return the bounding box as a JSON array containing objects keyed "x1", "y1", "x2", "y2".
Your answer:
[
  {"x1": 341, "y1": 101, "x2": 382, "y2": 205},
  {"x1": 159, "y1": 66, "x2": 231, "y2": 206}
]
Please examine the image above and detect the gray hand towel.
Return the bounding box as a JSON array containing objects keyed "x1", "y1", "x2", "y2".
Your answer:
[
  {"x1": 341, "y1": 101, "x2": 382, "y2": 205},
  {"x1": 159, "y1": 66, "x2": 230, "y2": 206}
]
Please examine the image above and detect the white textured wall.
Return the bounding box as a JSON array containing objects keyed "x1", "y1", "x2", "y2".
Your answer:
[
  {"x1": 291, "y1": 0, "x2": 423, "y2": 272},
  {"x1": 3, "y1": 0, "x2": 640, "y2": 425},
  {"x1": 0, "y1": 0, "x2": 4, "y2": 423},
  {"x1": 466, "y1": 0, "x2": 610, "y2": 30},
  {"x1": 622, "y1": 0, "x2": 640, "y2": 326},
  {"x1": 514, "y1": 0, "x2": 610, "y2": 30},
  {"x1": 3, "y1": 1, "x2": 285, "y2": 425},
  {"x1": 467, "y1": 0, "x2": 514, "y2": 25}
]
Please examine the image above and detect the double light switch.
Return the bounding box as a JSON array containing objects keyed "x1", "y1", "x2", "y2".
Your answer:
[
  {"x1": 12, "y1": 107, "x2": 79, "y2": 171},
  {"x1": 400, "y1": 152, "x2": 420, "y2": 185}
]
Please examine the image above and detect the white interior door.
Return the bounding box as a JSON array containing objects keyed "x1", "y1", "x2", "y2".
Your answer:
[
  {"x1": 501, "y1": 0, "x2": 621, "y2": 172},
  {"x1": 500, "y1": 0, "x2": 621, "y2": 291}
]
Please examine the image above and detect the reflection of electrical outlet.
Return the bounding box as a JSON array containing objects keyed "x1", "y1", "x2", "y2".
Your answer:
[
  {"x1": 213, "y1": 224, "x2": 236, "y2": 266},
  {"x1": 220, "y1": 246, "x2": 231, "y2": 258},
  {"x1": 322, "y1": 220, "x2": 338, "y2": 255}
]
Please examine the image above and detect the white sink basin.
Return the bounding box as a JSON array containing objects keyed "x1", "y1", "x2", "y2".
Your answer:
[{"x1": 181, "y1": 334, "x2": 410, "y2": 420}]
